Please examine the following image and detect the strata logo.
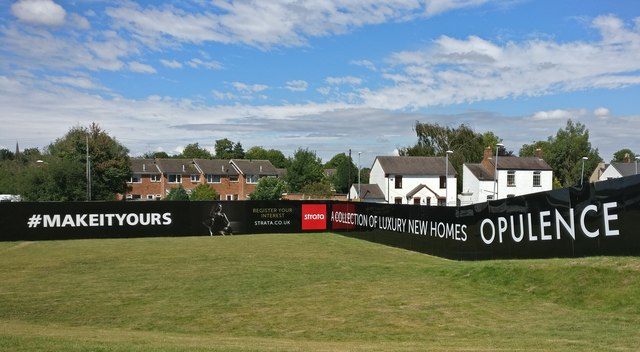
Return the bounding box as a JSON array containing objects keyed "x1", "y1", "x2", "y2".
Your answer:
[{"x1": 301, "y1": 204, "x2": 327, "y2": 230}]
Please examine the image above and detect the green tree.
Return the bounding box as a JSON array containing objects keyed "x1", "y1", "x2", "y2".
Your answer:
[
  {"x1": 612, "y1": 148, "x2": 636, "y2": 162},
  {"x1": 142, "y1": 151, "x2": 170, "y2": 159},
  {"x1": 20, "y1": 157, "x2": 86, "y2": 201},
  {"x1": 523, "y1": 120, "x2": 600, "y2": 187},
  {"x1": 301, "y1": 181, "x2": 334, "y2": 199},
  {"x1": 214, "y1": 139, "x2": 245, "y2": 159},
  {"x1": 0, "y1": 149, "x2": 15, "y2": 161},
  {"x1": 400, "y1": 122, "x2": 488, "y2": 191},
  {"x1": 232, "y1": 142, "x2": 245, "y2": 159},
  {"x1": 286, "y1": 148, "x2": 324, "y2": 193},
  {"x1": 165, "y1": 185, "x2": 190, "y2": 200},
  {"x1": 245, "y1": 146, "x2": 290, "y2": 168},
  {"x1": 45, "y1": 123, "x2": 131, "y2": 200},
  {"x1": 324, "y1": 153, "x2": 357, "y2": 194},
  {"x1": 249, "y1": 177, "x2": 288, "y2": 200},
  {"x1": 189, "y1": 183, "x2": 219, "y2": 200},
  {"x1": 180, "y1": 143, "x2": 213, "y2": 159},
  {"x1": 519, "y1": 141, "x2": 551, "y2": 157}
]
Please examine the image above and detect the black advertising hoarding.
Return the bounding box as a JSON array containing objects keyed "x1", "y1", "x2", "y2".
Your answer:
[
  {"x1": 0, "y1": 200, "x2": 330, "y2": 241},
  {"x1": 1, "y1": 175, "x2": 639, "y2": 260},
  {"x1": 331, "y1": 175, "x2": 640, "y2": 259}
]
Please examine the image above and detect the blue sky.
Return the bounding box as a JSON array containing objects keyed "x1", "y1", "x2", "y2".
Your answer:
[{"x1": 1, "y1": 0, "x2": 639, "y2": 167}]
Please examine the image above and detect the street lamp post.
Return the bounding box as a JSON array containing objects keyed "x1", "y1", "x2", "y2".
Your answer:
[
  {"x1": 445, "y1": 150, "x2": 453, "y2": 206},
  {"x1": 493, "y1": 143, "x2": 504, "y2": 200},
  {"x1": 636, "y1": 156, "x2": 639, "y2": 175},
  {"x1": 358, "y1": 152, "x2": 361, "y2": 200},
  {"x1": 580, "y1": 156, "x2": 588, "y2": 185}
]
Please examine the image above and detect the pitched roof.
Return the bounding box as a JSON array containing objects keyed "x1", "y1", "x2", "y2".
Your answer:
[
  {"x1": 611, "y1": 162, "x2": 639, "y2": 177},
  {"x1": 355, "y1": 184, "x2": 385, "y2": 199},
  {"x1": 193, "y1": 159, "x2": 239, "y2": 176},
  {"x1": 374, "y1": 156, "x2": 456, "y2": 176},
  {"x1": 465, "y1": 163, "x2": 494, "y2": 181},
  {"x1": 130, "y1": 159, "x2": 161, "y2": 174},
  {"x1": 487, "y1": 156, "x2": 552, "y2": 171},
  {"x1": 155, "y1": 159, "x2": 200, "y2": 174},
  {"x1": 230, "y1": 159, "x2": 278, "y2": 176},
  {"x1": 406, "y1": 184, "x2": 440, "y2": 198}
]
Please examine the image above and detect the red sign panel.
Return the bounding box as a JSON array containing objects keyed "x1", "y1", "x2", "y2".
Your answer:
[{"x1": 301, "y1": 204, "x2": 327, "y2": 230}]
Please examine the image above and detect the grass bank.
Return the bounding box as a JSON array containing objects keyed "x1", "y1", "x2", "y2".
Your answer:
[{"x1": 1, "y1": 233, "x2": 639, "y2": 351}]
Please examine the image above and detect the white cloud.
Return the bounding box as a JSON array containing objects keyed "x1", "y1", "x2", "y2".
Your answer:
[
  {"x1": 317, "y1": 87, "x2": 331, "y2": 96},
  {"x1": 424, "y1": 0, "x2": 489, "y2": 17},
  {"x1": 160, "y1": 59, "x2": 182, "y2": 69},
  {"x1": 326, "y1": 76, "x2": 363, "y2": 86},
  {"x1": 362, "y1": 15, "x2": 640, "y2": 110},
  {"x1": 531, "y1": 109, "x2": 574, "y2": 121},
  {"x1": 11, "y1": 0, "x2": 66, "y2": 27},
  {"x1": 104, "y1": 1, "x2": 493, "y2": 49},
  {"x1": 128, "y1": 61, "x2": 156, "y2": 74},
  {"x1": 232, "y1": 82, "x2": 268, "y2": 93},
  {"x1": 594, "y1": 107, "x2": 610, "y2": 117},
  {"x1": 187, "y1": 58, "x2": 223, "y2": 70},
  {"x1": 286, "y1": 80, "x2": 308, "y2": 92},
  {"x1": 47, "y1": 75, "x2": 100, "y2": 90},
  {"x1": 69, "y1": 13, "x2": 90, "y2": 30},
  {"x1": 351, "y1": 59, "x2": 377, "y2": 71}
]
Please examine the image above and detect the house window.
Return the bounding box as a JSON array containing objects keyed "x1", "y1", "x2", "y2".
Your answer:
[
  {"x1": 229, "y1": 175, "x2": 239, "y2": 182},
  {"x1": 413, "y1": 197, "x2": 420, "y2": 205},
  {"x1": 126, "y1": 194, "x2": 141, "y2": 200},
  {"x1": 168, "y1": 174, "x2": 181, "y2": 183},
  {"x1": 394, "y1": 197, "x2": 402, "y2": 204},
  {"x1": 394, "y1": 176, "x2": 402, "y2": 189},
  {"x1": 487, "y1": 195, "x2": 494, "y2": 200},
  {"x1": 150, "y1": 174, "x2": 161, "y2": 183},
  {"x1": 246, "y1": 174, "x2": 258, "y2": 184},
  {"x1": 439, "y1": 175, "x2": 446, "y2": 189},
  {"x1": 146, "y1": 194, "x2": 155, "y2": 200},
  {"x1": 129, "y1": 175, "x2": 141, "y2": 183},
  {"x1": 190, "y1": 174, "x2": 199, "y2": 183},
  {"x1": 507, "y1": 171, "x2": 516, "y2": 187},
  {"x1": 426, "y1": 197, "x2": 431, "y2": 206},
  {"x1": 533, "y1": 171, "x2": 541, "y2": 187},
  {"x1": 226, "y1": 194, "x2": 239, "y2": 200},
  {"x1": 507, "y1": 194, "x2": 515, "y2": 198},
  {"x1": 438, "y1": 198, "x2": 446, "y2": 206},
  {"x1": 207, "y1": 174, "x2": 221, "y2": 183}
]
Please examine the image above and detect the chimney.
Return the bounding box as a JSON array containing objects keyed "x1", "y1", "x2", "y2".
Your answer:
[
  {"x1": 483, "y1": 146, "x2": 493, "y2": 161},
  {"x1": 260, "y1": 165, "x2": 263, "y2": 172},
  {"x1": 624, "y1": 153, "x2": 631, "y2": 163},
  {"x1": 534, "y1": 148, "x2": 543, "y2": 159},
  {"x1": 143, "y1": 164, "x2": 146, "y2": 172},
  {"x1": 182, "y1": 164, "x2": 185, "y2": 172}
]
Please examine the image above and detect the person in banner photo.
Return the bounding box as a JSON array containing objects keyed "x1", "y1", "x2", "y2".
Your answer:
[{"x1": 203, "y1": 203, "x2": 233, "y2": 236}]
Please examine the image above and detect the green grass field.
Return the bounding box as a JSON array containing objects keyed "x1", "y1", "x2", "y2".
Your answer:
[{"x1": 1, "y1": 233, "x2": 639, "y2": 351}]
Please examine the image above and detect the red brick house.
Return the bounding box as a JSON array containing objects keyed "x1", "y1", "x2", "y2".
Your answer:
[{"x1": 120, "y1": 158, "x2": 278, "y2": 200}]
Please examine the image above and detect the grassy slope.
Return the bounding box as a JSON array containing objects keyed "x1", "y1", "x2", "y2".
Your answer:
[{"x1": 1, "y1": 233, "x2": 639, "y2": 351}]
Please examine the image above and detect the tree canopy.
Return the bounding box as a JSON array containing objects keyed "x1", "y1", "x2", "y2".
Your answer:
[
  {"x1": 245, "y1": 146, "x2": 290, "y2": 168},
  {"x1": 520, "y1": 120, "x2": 600, "y2": 187},
  {"x1": 44, "y1": 123, "x2": 131, "y2": 201},
  {"x1": 180, "y1": 143, "x2": 213, "y2": 159},
  {"x1": 285, "y1": 148, "x2": 324, "y2": 193},
  {"x1": 249, "y1": 177, "x2": 287, "y2": 200},
  {"x1": 215, "y1": 138, "x2": 244, "y2": 159},
  {"x1": 612, "y1": 148, "x2": 636, "y2": 163},
  {"x1": 324, "y1": 152, "x2": 357, "y2": 194}
]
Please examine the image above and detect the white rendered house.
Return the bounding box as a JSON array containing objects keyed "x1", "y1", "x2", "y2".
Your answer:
[
  {"x1": 597, "y1": 162, "x2": 639, "y2": 181},
  {"x1": 369, "y1": 156, "x2": 457, "y2": 206},
  {"x1": 462, "y1": 147, "x2": 553, "y2": 203}
]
